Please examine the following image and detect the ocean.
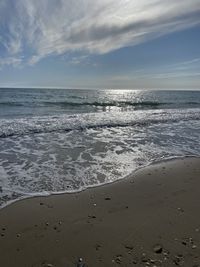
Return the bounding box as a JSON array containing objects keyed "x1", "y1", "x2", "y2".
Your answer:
[{"x1": 0, "y1": 88, "x2": 200, "y2": 208}]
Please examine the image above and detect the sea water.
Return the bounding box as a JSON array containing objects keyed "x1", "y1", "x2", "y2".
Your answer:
[{"x1": 0, "y1": 88, "x2": 200, "y2": 208}]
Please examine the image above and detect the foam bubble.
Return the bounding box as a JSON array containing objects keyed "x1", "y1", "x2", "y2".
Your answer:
[{"x1": 0, "y1": 109, "x2": 200, "y2": 208}]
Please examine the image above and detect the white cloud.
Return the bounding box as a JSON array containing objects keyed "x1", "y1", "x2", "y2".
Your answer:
[
  {"x1": 0, "y1": 0, "x2": 200, "y2": 65},
  {"x1": 0, "y1": 57, "x2": 22, "y2": 68}
]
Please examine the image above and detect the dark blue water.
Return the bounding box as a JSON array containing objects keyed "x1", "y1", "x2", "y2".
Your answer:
[
  {"x1": 0, "y1": 88, "x2": 200, "y2": 118},
  {"x1": 0, "y1": 88, "x2": 200, "y2": 208}
]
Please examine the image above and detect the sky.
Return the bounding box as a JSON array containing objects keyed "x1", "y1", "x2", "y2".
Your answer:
[{"x1": 0, "y1": 0, "x2": 200, "y2": 89}]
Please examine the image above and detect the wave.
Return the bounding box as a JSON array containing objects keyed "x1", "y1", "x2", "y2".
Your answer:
[
  {"x1": 45, "y1": 100, "x2": 163, "y2": 107},
  {"x1": 0, "y1": 102, "x2": 24, "y2": 107},
  {"x1": 0, "y1": 100, "x2": 163, "y2": 108},
  {"x1": 1, "y1": 100, "x2": 200, "y2": 110},
  {"x1": 0, "y1": 108, "x2": 200, "y2": 138},
  {"x1": 0, "y1": 100, "x2": 163, "y2": 110}
]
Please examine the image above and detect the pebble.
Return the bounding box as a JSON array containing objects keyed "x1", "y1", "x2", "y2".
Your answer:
[
  {"x1": 77, "y1": 258, "x2": 85, "y2": 267},
  {"x1": 192, "y1": 245, "x2": 197, "y2": 249},
  {"x1": 177, "y1": 207, "x2": 184, "y2": 212},
  {"x1": 189, "y1": 237, "x2": 193, "y2": 243},
  {"x1": 95, "y1": 244, "x2": 101, "y2": 251},
  {"x1": 17, "y1": 234, "x2": 21, "y2": 238},
  {"x1": 124, "y1": 245, "x2": 133, "y2": 250},
  {"x1": 115, "y1": 255, "x2": 122, "y2": 264},
  {"x1": 105, "y1": 197, "x2": 111, "y2": 200},
  {"x1": 163, "y1": 250, "x2": 169, "y2": 256},
  {"x1": 153, "y1": 244, "x2": 163, "y2": 254},
  {"x1": 141, "y1": 253, "x2": 148, "y2": 263},
  {"x1": 88, "y1": 215, "x2": 96, "y2": 219}
]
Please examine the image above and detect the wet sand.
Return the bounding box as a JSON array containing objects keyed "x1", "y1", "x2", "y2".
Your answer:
[{"x1": 0, "y1": 157, "x2": 200, "y2": 267}]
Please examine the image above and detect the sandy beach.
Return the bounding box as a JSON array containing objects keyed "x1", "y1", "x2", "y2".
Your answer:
[{"x1": 0, "y1": 157, "x2": 200, "y2": 267}]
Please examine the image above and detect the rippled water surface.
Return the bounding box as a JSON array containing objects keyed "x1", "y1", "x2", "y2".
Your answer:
[{"x1": 0, "y1": 88, "x2": 200, "y2": 208}]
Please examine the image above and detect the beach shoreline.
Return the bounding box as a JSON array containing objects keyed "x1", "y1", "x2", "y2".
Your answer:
[{"x1": 0, "y1": 157, "x2": 200, "y2": 266}]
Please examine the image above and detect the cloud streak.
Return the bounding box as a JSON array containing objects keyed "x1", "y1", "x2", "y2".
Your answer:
[{"x1": 0, "y1": 0, "x2": 200, "y2": 66}]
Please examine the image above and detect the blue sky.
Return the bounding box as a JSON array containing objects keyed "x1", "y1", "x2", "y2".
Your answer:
[{"x1": 0, "y1": 0, "x2": 200, "y2": 89}]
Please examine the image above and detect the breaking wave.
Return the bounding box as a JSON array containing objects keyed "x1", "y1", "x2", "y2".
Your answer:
[{"x1": 0, "y1": 108, "x2": 200, "y2": 138}]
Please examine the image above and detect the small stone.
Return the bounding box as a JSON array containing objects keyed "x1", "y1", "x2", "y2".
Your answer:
[
  {"x1": 125, "y1": 245, "x2": 133, "y2": 250},
  {"x1": 77, "y1": 258, "x2": 85, "y2": 267},
  {"x1": 17, "y1": 234, "x2": 21, "y2": 238},
  {"x1": 189, "y1": 237, "x2": 194, "y2": 244},
  {"x1": 2, "y1": 227, "x2": 6, "y2": 231},
  {"x1": 173, "y1": 257, "x2": 180, "y2": 265},
  {"x1": 40, "y1": 202, "x2": 44, "y2": 205},
  {"x1": 177, "y1": 254, "x2": 183, "y2": 258},
  {"x1": 153, "y1": 244, "x2": 163, "y2": 254},
  {"x1": 88, "y1": 215, "x2": 96, "y2": 219},
  {"x1": 195, "y1": 228, "x2": 199, "y2": 232},
  {"x1": 95, "y1": 244, "x2": 101, "y2": 251},
  {"x1": 115, "y1": 255, "x2": 122, "y2": 264},
  {"x1": 43, "y1": 264, "x2": 54, "y2": 267},
  {"x1": 45, "y1": 222, "x2": 49, "y2": 226},
  {"x1": 1, "y1": 233, "x2": 5, "y2": 237},
  {"x1": 163, "y1": 250, "x2": 169, "y2": 256},
  {"x1": 105, "y1": 197, "x2": 111, "y2": 200},
  {"x1": 141, "y1": 253, "x2": 148, "y2": 262},
  {"x1": 192, "y1": 245, "x2": 197, "y2": 249},
  {"x1": 182, "y1": 241, "x2": 187, "y2": 246}
]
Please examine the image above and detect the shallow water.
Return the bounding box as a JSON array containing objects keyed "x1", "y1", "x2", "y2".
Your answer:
[{"x1": 0, "y1": 89, "x2": 200, "y2": 208}]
